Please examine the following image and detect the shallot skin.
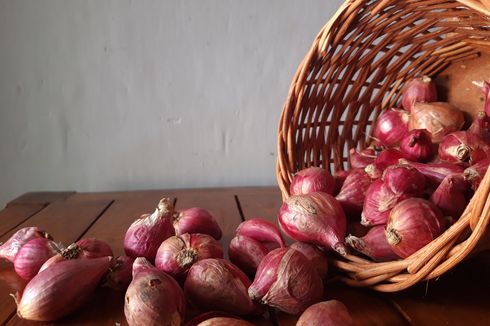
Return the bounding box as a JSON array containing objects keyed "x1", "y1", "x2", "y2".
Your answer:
[
  {"x1": 296, "y1": 300, "x2": 353, "y2": 326},
  {"x1": 0, "y1": 227, "x2": 51, "y2": 263},
  {"x1": 228, "y1": 235, "x2": 269, "y2": 276},
  {"x1": 196, "y1": 317, "x2": 254, "y2": 326},
  {"x1": 401, "y1": 75, "x2": 438, "y2": 112},
  {"x1": 235, "y1": 218, "x2": 285, "y2": 248},
  {"x1": 173, "y1": 207, "x2": 222, "y2": 240},
  {"x1": 290, "y1": 167, "x2": 336, "y2": 196}
]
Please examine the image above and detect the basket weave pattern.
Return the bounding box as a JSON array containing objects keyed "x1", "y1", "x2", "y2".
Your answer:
[{"x1": 276, "y1": 0, "x2": 490, "y2": 292}]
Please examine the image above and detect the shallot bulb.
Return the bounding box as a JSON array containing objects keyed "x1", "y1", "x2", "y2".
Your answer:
[
  {"x1": 290, "y1": 242, "x2": 328, "y2": 280},
  {"x1": 185, "y1": 312, "x2": 238, "y2": 326},
  {"x1": 382, "y1": 164, "x2": 425, "y2": 196},
  {"x1": 401, "y1": 75, "x2": 438, "y2": 112},
  {"x1": 372, "y1": 108, "x2": 409, "y2": 146},
  {"x1": 346, "y1": 226, "x2": 399, "y2": 262},
  {"x1": 296, "y1": 300, "x2": 354, "y2": 326},
  {"x1": 104, "y1": 256, "x2": 134, "y2": 291},
  {"x1": 13, "y1": 238, "x2": 60, "y2": 280},
  {"x1": 438, "y1": 131, "x2": 489, "y2": 165},
  {"x1": 155, "y1": 233, "x2": 223, "y2": 280},
  {"x1": 430, "y1": 174, "x2": 469, "y2": 218},
  {"x1": 14, "y1": 256, "x2": 111, "y2": 321},
  {"x1": 236, "y1": 218, "x2": 285, "y2": 248},
  {"x1": 173, "y1": 207, "x2": 222, "y2": 240},
  {"x1": 349, "y1": 147, "x2": 376, "y2": 169},
  {"x1": 76, "y1": 238, "x2": 113, "y2": 259},
  {"x1": 464, "y1": 158, "x2": 490, "y2": 190},
  {"x1": 374, "y1": 149, "x2": 412, "y2": 171},
  {"x1": 228, "y1": 235, "x2": 269, "y2": 277},
  {"x1": 409, "y1": 102, "x2": 465, "y2": 143},
  {"x1": 184, "y1": 258, "x2": 262, "y2": 315},
  {"x1": 290, "y1": 167, "x2": 336, "y2": 196},
  {"x1": 386, "y1": 198, "x2": 445, "y2": 258},
  {"x1": 334, "y1": 170, "x2": 349, "y2": 195},
  {"x1": 0, "y1": 227, "x2": 51, "y2": 263},
  {"x1": 335, "y1": 168, "x2": 372, "y2": 218},
  {"x1": 278, "y1": 192, "x2": 347, "y2": 255},
  {"x1": 361, "y1": 180, "x2": 408, "y2": 226},
  {"x1": 124, "y1": 197, "x2": 175, "y2": 261},
  {"x1": 401, "y1": 159, "x2": 464, "y2": 187},
  {"x1": 248, "y1": 248, "x2": 323, "y2": 315},
  {"x1": 195, "y1": 317, "x2": 254, "y2": 326},
  {"x1": 125, "y1": 257, "x2": 185, "y2": 326},
  {"x1": 481, "y1": 81, "x2": 490, "y2": 118},
  {"x1": 468, "y1": 111, "x2": 490, "y2": 143},
  {"x1": 400, "y1": 129, "x2": 433, "y2": 162}
]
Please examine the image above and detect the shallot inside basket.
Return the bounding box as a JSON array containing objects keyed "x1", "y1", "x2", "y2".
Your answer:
[{"x1": 276, "y1": 0, "x2": 490, "y2": 292}]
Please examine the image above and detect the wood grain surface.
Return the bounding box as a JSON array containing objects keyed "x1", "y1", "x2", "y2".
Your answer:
[{"x1": 0, "y1": 187, "x2": 489, "y2": 325}]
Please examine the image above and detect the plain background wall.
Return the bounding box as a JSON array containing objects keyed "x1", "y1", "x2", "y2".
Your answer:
[{"x1": 0, "y1": 0, "x2": 344, "y2": 207}]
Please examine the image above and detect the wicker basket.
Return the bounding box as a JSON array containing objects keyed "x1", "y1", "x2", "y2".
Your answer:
[{"x1": 276, "y1": 0, "x2": 490, "y2": 292}]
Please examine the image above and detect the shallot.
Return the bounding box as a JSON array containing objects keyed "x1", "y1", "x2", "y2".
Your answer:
[
  {"x1": 335, "y1": 168, "x2": 372, "y2": 218},
  {"x1": 235, "y1": 218, "x2": 285, "y2": 248},
  {"x1": 346, "y1": 226, "x2": 399, "y2": 262},
  {"x1": 401, "y1": 75, "x2": 438, "y2": 111},
  {"x1": 124, "y1": 197, "x2": 175, "y2": 261},
  {"x1": 229, "y1": 235, "x2": 269, "y2": 276},
  {"x1": 386, "y1": 198, "x2": 445, "y2": 258},
  {"x1": 290, "y1": 242, "x2": 328, "y2": 280},
  {"x1": 278, "y1": 192, "x2": 347, "y2": 255},
  {"x1": 125, "y1": 257, "x2": 185, "y2": 326},
  {"x1": 438, "y1": 131, "x2": 489, "y2": 165},
  {"x1": 196, "y1": 317, "x2": 254, "y2": 326},
  {"x1": 76, "y1": 238, "x2": 113, "y2": 259},
  {"x1": 13, "y1": 238, "x2": 60, "y2": 280},
  {"x1": 468, "y1": 111, "x2": 490, "y2": 142},
  {"x1": 155, "y1": 233, "x2": 223, "y2": 280},
  {"x1": 361, "y1": 180, "x2": 408, "y2": 226},
  {"x1": 173, "y1": 207, "x2": 222, "y2": 240},
  {"x1": 104, "y1": 256, "x2": 134, "y2": 291},
  {"x1": 248, "y1": 247, "x2": 323, "y2": 315},
  {"x1": 290, "y1": 166, "x2": 336, "y2": 195},
  {"x1": 14, "y1": 256, "x2": 111, "y2": 321},
  {"x1": 409, "y1": 102, "x2": 464, "y2": 143},
  {"x1": 296, "y1": 300, "x2": 353, "y2": 326},
  {"x1": 430, "y1": 174, "x2": 469, "y2": 218},
  {"x1": 184, "y1": 258, "x2": 262, "y2": 315},
  {"x1": 0, "y1": 227, "x2": 51, "y2": 263},
  {"x1": 400, "y1": 129, "x2": 433, "y2": 162},
  {"x1": 382, "y1": 164, "x2": 425, "y2": 196},
  {"x1": 464, "y1": 158, "x2": 490, "y2": 190},
  {"x1": 401, "y1": 159, "x2": 464, "y2": 187},
  {"x1": 349, "y1": 147, "x2": 376, "y2": 169},
  {"x1": 372, "y1": 108, "x2": 409, "y2": 146},
  {"x1": 374, "y1": 149, "x2": 412, "y2": 171}
]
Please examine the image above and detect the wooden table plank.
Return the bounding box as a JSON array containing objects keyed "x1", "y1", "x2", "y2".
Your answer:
[
  {"x1": 0, "y1": 204, "x2": 45, "y2": 237},
  {"x1": 6, "y1": 192, "x2": 76, "y2": 207},
  {"x1": 1, "y1": 196, "x2": 112, "y2": 326}
]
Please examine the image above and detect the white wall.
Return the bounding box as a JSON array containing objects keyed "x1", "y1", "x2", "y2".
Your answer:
[{"x1": 0, "y1": 0, "x2": 343, "y2": 207}]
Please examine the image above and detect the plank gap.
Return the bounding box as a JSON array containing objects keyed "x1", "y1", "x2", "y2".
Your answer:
[
  {"x1": 74, "y1": 200, "x2": 115, "y2": 242},
  {"x1": 233, "y1": 195, "x2": 246, "y2": 222}
]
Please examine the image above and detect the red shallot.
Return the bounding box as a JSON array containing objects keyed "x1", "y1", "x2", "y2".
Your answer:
[
  {"x1": 469, "y1": 111, "x2": 490, "y2": 143},
  {"x1": 290, "y1": 166, "x2": 336, "y2": 196},
  {"x1": 401, "y1": 75, "x2": 438, "y2": 112},
  {"x1": 430, "y1": 174, "x2": 469, "y2": 218},
  {"x1": 173, "y1": 207, "x2": 222, "y2": 240},
  {"x1": 296, "y1": 300, "x2": 354, "y2": 326},
  {"x1": 290, "y1": 242, "x2": 328, "y2": 280},
  {"x1": 349, "y1": 147, "x2": 376, "y2": 169},
  {"x1": 372, "y1": 108, "x2": 409, "y2": 146},
  {"x1": 346, "y1": 225, "x2": 399, "y2": 262},
  {"x1": 76, "y1": 238, "x2": 113, "y2": 259},
  {"x1": 386, "y1": 198, "x2": 445, "y2": 258},
  {"x1": 278, "y1": 192, "x2": 347, "y2": 255},
  {"x1": 0, "y1": 227, "x2": 51, "y2": 263},
  {"x1": 235, "y1": 218, "x2": 285, "y2": 248},
  {"x1": 13, "y1": 256, "x2": 111, "y2": 321},
  {"x1": 361, "y1": 179, "x2": 408, "y2": 226},
  {"x1": 195, "y1": 317, "x2": 254, "y2": 326},
  {"x1": 155, "y1": 233, "x2": 223, "y2": 280},
  {"x1": 185, "y1": 258, "x2": 262, "y2": 315},
  {"x1": 124, "y1": 197, "x2": 175, "y2": 261},
  {"x1": 464, "y1": 158, "x2": 490, "y2": 190},
  {"x1": 229, "y1": 235, "x2": 269, "y2": 277},
  {"x1": 400, "y1": 159, "x2": 464, "y2": 187},
  {"x1": 335, "y1": 168, "x2": 372, "y2": 218},
  {"x1": 125, "y1": 257, "x2": 185, "y2": 326},
  {"x1": 248, "y1": 247, "x2": 323, "y2": 315},
  {"x1": 13, "y1": 238, "x2": 60, "y2": 280},
  {"x1": 374, "y1": 149, "x2": 412, "y2": 171},
  {"x1": 438, "y1": 131, "x2": 489, "y2": 165},
  {"x1": 382, "y1": 164, "x2": 425, "y2": 196},
  {"x1": 400, "y1": 129, "x2": 434, "y2": 162},
  {"x1": 409, "y1": 102, "x2": 465, "y2": 143},
  {"x1": 104, "y1": 256, "x2": 134, "y2": 291}
]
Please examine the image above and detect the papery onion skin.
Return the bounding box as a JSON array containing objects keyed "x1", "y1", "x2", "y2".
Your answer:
[
  {"x1": 382, "y1": 164, "x2": 426, "y2": 196},
  {"x1": 196, "y1": 317, "x2": 254, "y2": 326},
  {"x1": 401, "y1": 75, "x2": 438, "y2": 112},
  {"x1": 278, "y1": 192, "x2": 347, "y2": 255},
  {"x1": 409, "y1": 102, "x2": 465, "y2": 143},
  {"x1": 235, "y1": 218, "x2": 285, "y2": 248},
  {"x1": 155, "y1": 233, "x2": 223, "y2": 280},
  {"x1": 124, "y1": 197, "x2": 175, "y2": 261},
  {"x1": 468, "y1": 111, "x2": 490, "y2": 143},
  {"x1": 14, "y1": 238, "x2": 60, "y2": 280},
  {"x1": 464, "y1": 158, "x2": 490, "y2": 190},
  {"x1": 76, "y1": 238, "x2": 113, "y2": 259},
  {"x1": 290, "y1": 242, "x2": 328, "y2": 280},
  {"x1": 229, "y1": 235, "x2": 269, "y2": 277},
  {"x1": 125, "y1": 258, "x2": 185, "y2": 326},
  {"x1": 401, "y1": 159, "x2": 465, "y2": 187},
  {"x1": 184, "y1": 258, "x2": 261, "y2": 316},
  {"x1": 361, "y1": 180, "x2": 409, "y2": 226},
  {"x1": 438, "y1": 131, "x2": 490, "y2": 165},
  {"x1": 14, "y1": 256, "x2": 112, "y2": 321},
  {"x1": 296, "y1": 300, "x2": 354, "y2": 326},
  {"x1": 248, "y1": 248, "x2": 323, "y2": 315},
  {"x1": 430, "y1": 174, "x2": 469, "y2": 218},
  {"x1": 0, "y1": 227, "x2": 51, "y2": 263},
  {"x1": 400, "y1": 129, "x2": 434, "y2": 162},
  {"x1": 335, "y1": 168, "x2": 372, "y2": 218},
  {"x1": 104, "y1": 256, "x2": 134, "y2": 291},
  {"x1": 349, "y1": 147, "x2": 376, "y2": 169},
  {"x1": 386, "y1": 198, "x2": 445, "y2": 258},
  {"x1": 346, "y1": 226, "x2": 399, "y2": 262},
  {"x1": 290, "y1": 167, "x2": 336, "y2": 196},
  {"x1": 374, "y1": 149, "x2": 413, "y2": 171},
  {"x1": 373, "y1": 108, "x2": 409, "y2": 146},
  {"x1": 173, "y1": 207, "x2": 222, "y2": 240}
]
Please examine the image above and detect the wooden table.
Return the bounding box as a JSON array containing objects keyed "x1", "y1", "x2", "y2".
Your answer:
[{"x1": 1, "y1": 186, "x2": 489, "y2": 325}]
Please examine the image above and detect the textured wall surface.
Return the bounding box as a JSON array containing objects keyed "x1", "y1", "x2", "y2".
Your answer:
[{"x1": 0, "y1": 0, "x2": 343, "y2": 207}]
